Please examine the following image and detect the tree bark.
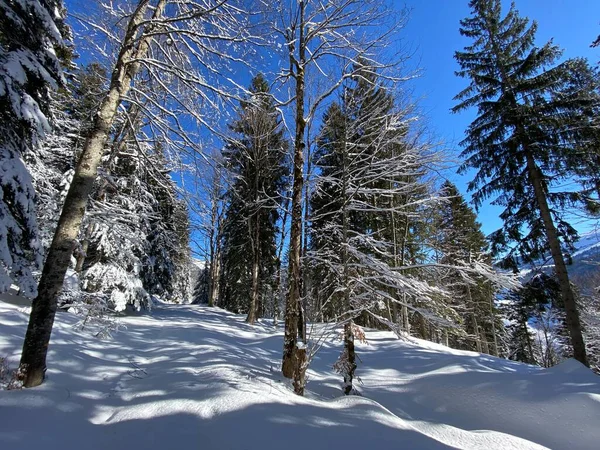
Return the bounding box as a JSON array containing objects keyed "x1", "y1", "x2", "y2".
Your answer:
[
  {"x1": 246, "y1": 212, "x2": 260, "y2": 324},
  {"x1": 282, "y1": 0, "x2": 306, "y2": 380},
  {"x1": 19, "y1": 0, "x2": 166, "y2": 387},
  {"x1": 524, "y1": 151, "x2": 588, "y2": 366},
  {"x1": 342, "y1": 322, "x2": 356, "y2": 395},
  {"x1": 488, "y1": 296, "x2": 499, "y2": 356}
]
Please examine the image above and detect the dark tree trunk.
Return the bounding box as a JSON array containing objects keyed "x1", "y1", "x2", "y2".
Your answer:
[
  {"x1": 282, "y1": 1, "x2": 307, "y2": 381},
  {"x1": 525, "y1": 152, "x2": 588, "y2": 366},
  {"x1": 247, "y1": 213, "x2": 260, "y2": 324},
  {"x1": 342, "y1": 322, "x2": 357, "y2": 395}
]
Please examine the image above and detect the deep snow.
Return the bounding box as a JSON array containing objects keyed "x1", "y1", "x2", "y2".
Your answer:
[{"x1": 1, "y1": 301, "x2": 599, "y2": 449}]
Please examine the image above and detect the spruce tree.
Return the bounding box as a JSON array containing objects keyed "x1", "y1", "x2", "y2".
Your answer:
[
  {"x1": 436, "y1": 181, "x2": 501, "y2": 355},
  {"x1": 0, "y1": 0, "x2": 71, "y2": 295},
  {"x1": 33, "y1": 63, "x2": 107, "y2": 257},
  {"x1": 219, "y1": 74, "x2": 288, "y2": 322},
  {"x1": 453, "y1": 0, "x2": 599, "y2": 366}
]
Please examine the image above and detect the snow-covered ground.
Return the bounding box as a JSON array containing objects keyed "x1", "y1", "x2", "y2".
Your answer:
[{"x1": 1, "y1": 301, "x2": 598, "y2": 449}]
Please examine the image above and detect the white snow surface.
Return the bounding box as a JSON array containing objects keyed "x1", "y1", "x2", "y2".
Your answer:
[{"x1": 1, "y1": 301, "x2": 598, "y2": 449}]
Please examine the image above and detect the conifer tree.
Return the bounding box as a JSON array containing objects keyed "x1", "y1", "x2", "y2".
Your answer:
[
  {"x1": 309, "y1": 66, "x2": 470, "y2": 393},
  {"x1": 435, "y1": 181, "x2": 501, "y2": 355},
  {"x1": 33, "y1": 63, "x2": 107, "y2": 258},
  {"x1": 219, "y1": 74, "x2": 288, "y2": 323},
  {"x1": 0, "y1": 0, "x2": 71, "y2": 295},
  {"x1": 453, "y1": 0, "x2": 599, "y2": 366}
]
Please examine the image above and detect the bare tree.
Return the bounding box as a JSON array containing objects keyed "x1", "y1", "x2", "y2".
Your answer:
[
  {"x1": 268, "y1": 0, "x2": 407, "y2": 395},
  {"x1": 19, "y1": 0, "x2": 253, "y2": 387}
]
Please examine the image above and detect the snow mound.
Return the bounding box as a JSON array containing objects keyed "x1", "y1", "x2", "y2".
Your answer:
[
  {"x1": 546, "y1": 358, "x2": 593, "y2": 375},
  {"x1": 1, "y1": 301, "x2": 598, "y2": 449}
]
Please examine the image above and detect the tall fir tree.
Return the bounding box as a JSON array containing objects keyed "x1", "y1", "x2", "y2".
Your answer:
[
  {"x1": 435, "y1": 181, "x2": 502, "y2": 355},
  {"x1": 219, "y1": 74, "x2": 288, "y2": 322},
  {"x1": 0, "y1": 0, "x2": 71, "y2": 295},
  {"x1": 453, "y1": 0, "x2": 600, "y2": 366}
]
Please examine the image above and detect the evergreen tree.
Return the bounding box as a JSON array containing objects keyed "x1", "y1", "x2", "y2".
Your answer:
[
  {"x1": 0, "y1": 0, "x2": 71, "y2": 295},
  {"x1": 219, "y1": 74, "x2": 288, "y2": 323},
  {"x1": 435, "y1": 181, "x2": 502, "y2": 355},
  {"x1": 504, "y1": 286, "x2": 540, "y2": 365},
  {"x1": 453, "y1": 0, "x2": 600, "y2": 365},
  {"x1": 504, "y1": 272, "x2": 567, "y2": 366},
  {"x1": 33, "y1": 63, "x2": 107, "y2": 257},
  {"x1": 309, "y1": 66, "x2": 467, "y2": 393},
  {"x1": 80, "y1": 111, "x2": 153, "y2": 312}
]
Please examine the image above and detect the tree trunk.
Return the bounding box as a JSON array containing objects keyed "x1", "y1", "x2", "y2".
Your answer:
[
  {"x1": 19, "y1": 0, "x2": 165, "y2": 387},
  {"x1": 524, "y1": 151, "x2": 588, "y2": 366},
  {"x1": 74, "y1": 238, "x2": 89, "y2": 273},
  {"x1": 342, "y1": 321, "x2": 357, "y2": 395},
  {"x1": 292, "y1": 345, "x2": 307, "y2": 396},
  {"x1": 488, "y1": 296, "x2": 499, "y2": 356},
  {"x1": 402, "y1": 302, "x2": 410, "y2": 334},
  {"x1": 282, "y1": 1, "x2": 306, "y2": 381},
  {"x1": 480, "y1": 327, "x2": 489, "y2": 354},
  {"x1": 247, "y1": 208, "x2": 260, "y2": 324},
  {"x1": 246, "y1": 239, "x2": 259, "y2": 324}
]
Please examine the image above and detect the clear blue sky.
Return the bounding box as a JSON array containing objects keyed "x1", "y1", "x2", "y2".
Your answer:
[{"x1": 401, "y1": 0, "x2": 600, "y2": 235}]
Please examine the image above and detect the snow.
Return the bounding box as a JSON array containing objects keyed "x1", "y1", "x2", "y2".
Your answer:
[{"x1": 1, "y1": 301, "x2": 598, "y2": 449}]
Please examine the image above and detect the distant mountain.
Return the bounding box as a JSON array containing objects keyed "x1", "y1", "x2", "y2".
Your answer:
[
  {"x1": 189, "y1": 258, "x2": 206, "y2": 285},
  {"x1": 518, "y1": 230, "x2": 600, "y2": 295},
  {"x1": 567, "y1": 231, "x2": 600, "y2": 295}
]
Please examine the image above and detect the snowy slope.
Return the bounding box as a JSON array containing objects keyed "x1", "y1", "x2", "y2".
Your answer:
[
  {"x1": 517, "y1": 230, "x2": 600, "y2": 293},
  {"x1": 1, "y1": 301, "x2": 599, "y2": 449}
]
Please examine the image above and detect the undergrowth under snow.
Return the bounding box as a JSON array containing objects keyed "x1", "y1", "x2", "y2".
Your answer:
[{"x1": 1, "y1": 300, "x2": 599, "y2": 449}]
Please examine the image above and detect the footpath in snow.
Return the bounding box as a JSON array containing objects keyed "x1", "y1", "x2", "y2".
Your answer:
[{"x1": 1, "y1": 301, "x2": 599, "y2": 449}]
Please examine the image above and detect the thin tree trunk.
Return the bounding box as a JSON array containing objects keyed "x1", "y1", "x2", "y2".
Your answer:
[
  {"x1": 74, "y1": 238, "x2": 89, "y2": 273},
  {"x1": 488, "y1": 296, "x2": 499, "y2": 356},
  {"x1": 207, "y1": 179, "x2": 220, "y2": 307},
  {"x1": 19, "y1": 0, "x2": 166, "y2": 387},
  {"x1": 247, "y1": 213, "x2": 260, "y2": 324},
  {"x1": 467, "y1": 286, "x2": 482, "y2": 353},
  {"x1": 524, "y1": 151, "x2": 588, "y2": 366},
  {"x1": 282, "y1": 1, "x2": 306, "y2": 381},
  {"x1": 399, "y1": 213, "x2": 410, "y2": 334},
  {"x1": 480, "y1": 327, "x2": 489, "y2": 354},
  {"x1": 402, "y1": 303, "x2": 410, "y2": 334},
  {"x1": 342, "y1": 321, "x2": 356, "y2": 395},
  {"x1": 340, "y1": 119, "x2": 355, "y2": 395}
]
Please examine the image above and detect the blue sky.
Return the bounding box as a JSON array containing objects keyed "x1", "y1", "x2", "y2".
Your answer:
[
  {"x1": 400, "y1": 0, "x2": 600, "y2": 235},
  {"x1": 64, "y1": 0, "x2": 599, "y2": 246}
]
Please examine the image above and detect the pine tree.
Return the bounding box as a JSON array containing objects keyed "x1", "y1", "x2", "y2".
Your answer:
[
  {"x1": 219, "y1": 74, "x2": 288, "y2": 323},
  {"x1": 453, "y1": 0, "x2": 599, "y2": 366},
  {"x1": 0, "y1": 0, "x2": 71, "y2": 295}
]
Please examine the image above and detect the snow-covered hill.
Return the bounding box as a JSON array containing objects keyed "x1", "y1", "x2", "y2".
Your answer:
[
  {"x1": 517, "y1": 230, "x2": 600, "y2": 293},
  {"x1": 1, "y1": 302, "x2": 598, "y2": 449}
]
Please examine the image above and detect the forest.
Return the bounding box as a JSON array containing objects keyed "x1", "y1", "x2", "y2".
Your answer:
[{"x1": 1, "y1": 0, "x2": 600, "y2": 402}]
